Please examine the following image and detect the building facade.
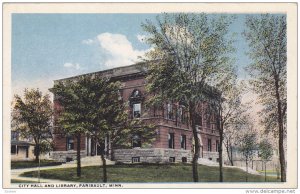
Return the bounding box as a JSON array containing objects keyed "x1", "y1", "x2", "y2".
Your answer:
[{"x1": 51, "y1": 63, "x2": 220, "y2": 163}]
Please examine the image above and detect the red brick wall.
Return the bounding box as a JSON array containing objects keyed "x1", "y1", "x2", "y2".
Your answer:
[
  {"x1": 53, "y1": 71, "x2": 220, "y2": 153},
  {"x1": 53, "y1": 134, "x2": 86, "y2": 151}
]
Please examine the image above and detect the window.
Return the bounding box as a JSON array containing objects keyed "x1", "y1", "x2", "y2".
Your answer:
[
  {"x1": 206, "y1": 117, "x2": 211, "y2": 128},
  {"x1": 182, "y1": 157, "x2": 187, "y2": 163},
  {"x1": 180, "y1": 135, "x2": 186, "y2": 150},
  {"x1": 11, "y1": 145, "x2": 17, "y2": 154},
  {"x1": 216, "y1": 140, "x2": 219, "y2": 152},
  {"x1": 168, "y1": 133, "x2": 175, "y2": 149},
  {"x1": 133, "y1": 103, "x2": 141, "y2": 118},
  {"x1": 11, "y1": 131, "x2": 19, "y2": 140},
  {"x1": 177, "y1": 107, "x2": 183, "y2": 122},
  {"x1": 208, "y1": 139, "x2": 212, "y2": 152},
  {"x1": 167, "y1": 103, "x2": 173, "y2": 119},
  {"x1": 67, "y1": 136, "x2": 74, "y2": 150},
  {"x1": 132, "y1": 135, "x2": 141, "y2": 148},
  {"x1": 169, "y1": 157, "x2": 175, "y2": 163},
  {"x1": 195, "y1": 114, "x2": 202, "y2": 127},
  {"x1": 132, "y1": 157, "x2": 140, "y2": 163}
]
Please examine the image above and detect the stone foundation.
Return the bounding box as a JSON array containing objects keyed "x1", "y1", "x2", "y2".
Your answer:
[
  {"x1": 202, "y1": 151, "x2": 219, "y2": 162},
  {"x1": 114, "y1": 148, "x2": 192, "y2": 163},
  {"x1": 50, "y1": 150, "x2": 86, "y2": 162}
]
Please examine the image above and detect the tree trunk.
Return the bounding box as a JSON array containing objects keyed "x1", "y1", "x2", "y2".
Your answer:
[
  {"x1": 110, "y1": 146, "x2": 115, "y2": 161},
  {"x1": 100, "y1": 152, "x2": 107, "y2": 182},
  {"x1": 225, "y1": 142, "x2": 234, "y2": 166},
  {"x1": 218, "y1": 120, "x2": 224, "y2": 182},
  {"x1": 265, "y1": 161, "x2": 267, "y2": 182},
  {"x1": 76, "y1": 133, "x2": 81, "y2": 177},
  {"x1": 190, "y1": 102, "x2": 199, "y2": 182},
  {"x1": 246, "y1": 159, "x2": 248, "y2": 182},
  {"x1": 34, "y1": 143, "x2": 40, "y2": 163},
  {"x1": 274, "y1": 76, "x2": 286, "y2": 182},
  {"x1": 230, "y1": 146, "x2": 234, "y2": 166}
]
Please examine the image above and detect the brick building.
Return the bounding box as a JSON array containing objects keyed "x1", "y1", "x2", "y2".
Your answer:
[{"x1": 50, "y1": 63, "x2": 220, "y2": 163}]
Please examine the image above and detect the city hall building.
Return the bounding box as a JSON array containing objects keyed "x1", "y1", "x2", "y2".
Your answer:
[{"x1": 51, "y1": 63, "x2": 220, "y2": 163}]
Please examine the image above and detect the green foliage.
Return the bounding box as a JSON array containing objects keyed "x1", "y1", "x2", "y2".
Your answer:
[
  {"x1": 243, "y1": 14, "x2": 287, "y2": 135},
  {"x1": 50, "y1": 75, "x2": 156, "y2": 149},
  {"x1": 259, "y1": 139, "x2": 273, "y2": 162},
  {"x1": 142, "y1": 13, "x2": 235, "y2": 106},
  {"x1": 12, "y1": 89, "x2": 53, "y2": 159},
  {"x1": 239, "y1": 130, "x2": 258, "y2": 161}
]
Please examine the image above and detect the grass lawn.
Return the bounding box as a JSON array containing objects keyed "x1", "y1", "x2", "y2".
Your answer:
[
  {"x1": 11, "y1": 160, "x2": 63, "y2": 169},
  {"x1": 21, "y1": 163, "x2": 280, "y2": 183}
]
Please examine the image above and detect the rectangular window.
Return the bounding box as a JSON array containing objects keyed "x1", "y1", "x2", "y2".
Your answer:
[
  {"x1": 169, "y1": 157, "x2": 175, "y2": 163},
  {"x1": 132, "y1": 135, "x2": 141, "y2": 148},
  {"x1": 67, "y1": 137, "x2": 74, "y2": 150},
  {"x1": 180, "y1": 135, "x2": 186, "y2": 150},
  {"x1": 208, "y1": 139, "x2": 212, "y2": 152},
  {"x1": 206, "y1": 119, "x2": 211, "y2": 129},
  {"x1": 177, "y1": 107, "x2": 183, "y2": 122},
  {"x1": 168, "y1": 133, "x2": 175, "y2": 149},
  {"x1": 167, "y1": 103, "x2": 173, "y2": 119},
  {"x1": 11, "y1": 145, "x2": 17, "y2": 154},
  {"x1": 133, "y1": 103, "x2": 141, "y2": 118},
  {"x1": 11, "y1": 131, "x2": 19, "y2": 140},
  {"x1": 132, "y1": 157, "x2": 140, "y2": 163},
  {"x1": 216, "y1": 140, "x2": 219, "y2": 152}
]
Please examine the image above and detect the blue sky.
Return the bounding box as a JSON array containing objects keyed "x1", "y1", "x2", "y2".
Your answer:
[{"x1": 12, "y1": 13, "x2": 251, "y2": 96}]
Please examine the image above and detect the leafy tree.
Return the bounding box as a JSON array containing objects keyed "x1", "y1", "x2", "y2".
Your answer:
[
  {"x1": 51, "y1": 75, "x2": 156, "y2": 182},
  {"x1": 50, "y1": 78, "x2": 89, "y2": 177},
  {"x1": 12, "y1": 88, "x2": 53, "y2": 162},
  {"x1": 239, "y1": 127, "x2": 258, "y2": 182},
  {"x1": 243, "y1": 14, "x2": 287, "y2": 181},
  {"x1": 208, "y1": 80, "x2": 247, "y2": 182},
  {"x1": 142, "y1": 13, "x2": 235, "y2": 182},
  {"x1": 259, "y1": 138, "x2": 274, "y2": 181},
  {"x1": 223, "y1": 113, "x2": 249, "y2": 166}
]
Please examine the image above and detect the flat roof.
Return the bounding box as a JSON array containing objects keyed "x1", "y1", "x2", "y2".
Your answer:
[{"x1": 54, "y1": 62, "x2": 148, "y2": 82}]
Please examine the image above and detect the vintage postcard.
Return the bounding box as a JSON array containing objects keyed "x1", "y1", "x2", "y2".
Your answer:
[{"x1": 2, "y1": 2, "x2": 298, "y2": 191}]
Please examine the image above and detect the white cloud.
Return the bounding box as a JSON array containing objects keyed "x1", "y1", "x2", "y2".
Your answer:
[
  {"x1": 137, "y1": 34, "x2": 147, "y2": 43},
  {"x1": 82, "y1": 39, "x2": 94, "y2": 45},
  {"x1": 96, "y1": 33, "x2": 150, "y2": 68},
  {"x1": 64, "y1": 62, "x2": 80, "y2": 70}
]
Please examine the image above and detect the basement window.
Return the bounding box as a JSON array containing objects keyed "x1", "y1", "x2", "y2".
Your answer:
[
  {"x1": 169, "y1": 157, "x2": 175, "y2": 163},
  {"x1": 132, "y1": 157, "x2": 140, "y2": 163}
]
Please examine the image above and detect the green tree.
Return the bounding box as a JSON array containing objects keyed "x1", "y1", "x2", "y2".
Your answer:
[
  {"x1": 239, "y1": 127, "x2": 258, "y2": 182},
  {"x1": 12, "y1": 89, "x2": 53, "y2": 162},
  {"x1": 50, "y1": 77, "x2": 94, "y2": 177},
  {"x1": 243, "y1": 14, "x2": 287, "y2": 181},
  {"x1": 209, "y1": 79, "x2": 247, "y2": 182},
  {"x1": 223, "y1": 113, "x2": 249, "y2": 167},
  {"x1": 259, "y1": 138, "x2": 274, "y2": 181},
  {"x1": 51, "y1": 75, "x2": 156, "y2": 182},
  {"x1": 142, "y1": 13, "x2": 235, "y2": 182}
]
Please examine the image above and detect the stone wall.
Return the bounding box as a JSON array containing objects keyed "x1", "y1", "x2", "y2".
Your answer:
[
  {"x1": 114, "y1": 148, "x2": 192, "y2": 163},
  {"x1": 50, "y1": 150, "x2": 86, "y2": 162},
  {"x1": 202, "y1": 151, "x2": 219, "y2": 162}
]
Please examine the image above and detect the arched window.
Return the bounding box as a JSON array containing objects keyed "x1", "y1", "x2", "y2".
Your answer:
[{"x1": 130, "y1": 89, "x2": 143, "y2": 118}]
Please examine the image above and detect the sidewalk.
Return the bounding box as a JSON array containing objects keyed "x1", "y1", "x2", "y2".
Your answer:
[{"x1": 11, "y1": 157, "x2": 115, "y2": 183}]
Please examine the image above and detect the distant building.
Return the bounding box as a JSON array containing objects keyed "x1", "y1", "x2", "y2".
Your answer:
[
  {"x1": 11, "y1": 131, "x2": 35, "y2": 161},
  {"x1": 51, "y1": 63, "x2": 220, "y2": 163}
]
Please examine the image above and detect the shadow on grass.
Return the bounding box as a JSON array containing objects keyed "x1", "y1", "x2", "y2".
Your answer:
[{"x1": 20, "y1": 163, "x2": 280, "y2": 183}]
